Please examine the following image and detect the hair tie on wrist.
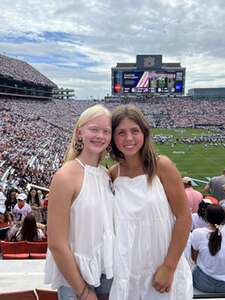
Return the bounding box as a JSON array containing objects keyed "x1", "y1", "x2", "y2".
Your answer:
[{"x1": 77, "y1": 285, "x2": 89, "y2": 300}]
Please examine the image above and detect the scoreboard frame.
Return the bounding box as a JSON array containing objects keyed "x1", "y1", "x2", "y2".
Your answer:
[{"x1": 112, "y1": 69, "x2": 185, "y2": 95}]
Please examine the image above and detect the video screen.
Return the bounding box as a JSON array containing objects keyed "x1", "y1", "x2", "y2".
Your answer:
[{"x1": 120, "y1": 71, "x2": 183, "y2": 94}]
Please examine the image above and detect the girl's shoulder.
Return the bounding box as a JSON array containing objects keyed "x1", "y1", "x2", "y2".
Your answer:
[
  {"x1": 50, "y1": 160, "x2": 84, "y2": 196},
  {"x1": 156, "y1": 155, "x2": 172, "y2": 168},
  {"x1": 156, "y1": 155, "x2": 175, "y2": 178},
  {"x1": 192, "y1": 226, "x2": 209, "y2": 237},
  {"x1": 54, "y1": 160, "x2": 83, "y2": 181}
]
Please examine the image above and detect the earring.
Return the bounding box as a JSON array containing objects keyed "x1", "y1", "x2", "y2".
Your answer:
[
  {"x1": 74, "y1": 138, "x2": 84, "y2": 151},
  {"x1": 106, "y1": 144, "x2": 112, "y2": 153}
]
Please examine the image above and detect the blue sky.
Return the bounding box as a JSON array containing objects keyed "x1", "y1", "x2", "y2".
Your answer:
[{"x1": 1, "y1": 0, "x2": 225, "y2": 99}]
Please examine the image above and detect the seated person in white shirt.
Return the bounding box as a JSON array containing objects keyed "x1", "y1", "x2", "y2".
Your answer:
[
  {"x1": 12, "y1": 193, "x2": 32, "y2": 224},
  {"x1": 192, "y1": 198, "x2": 215, "y2": 231},
  {"x1": 190, "y1": 205, "x2": 225, "y2": 293}
]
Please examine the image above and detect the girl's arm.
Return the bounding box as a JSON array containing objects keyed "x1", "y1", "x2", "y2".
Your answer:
[
  {"x1": 152, "y1": 155, "x2": 192, "y2": 293},
  {"x1": 47, "y1": 169, "x2": 97, "y2": 300}
]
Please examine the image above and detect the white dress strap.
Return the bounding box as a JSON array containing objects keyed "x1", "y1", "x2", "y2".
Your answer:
[{"x1": 75, "y1": 158, "x2": 85, "y2": 168}]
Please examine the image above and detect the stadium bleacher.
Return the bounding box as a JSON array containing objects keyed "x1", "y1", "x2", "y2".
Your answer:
[{"x1": 0, "y1": 96, "x2": 225, "y2": 191}]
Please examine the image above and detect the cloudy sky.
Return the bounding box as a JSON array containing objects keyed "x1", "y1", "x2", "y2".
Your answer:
[{"x1": 1, "y1": 0, "x2": 225, "y2": 99}]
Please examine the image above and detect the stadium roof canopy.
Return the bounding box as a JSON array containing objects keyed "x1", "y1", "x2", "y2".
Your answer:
[{"x1": 0, "y1": 54, "x2": 57, "y2": 88}]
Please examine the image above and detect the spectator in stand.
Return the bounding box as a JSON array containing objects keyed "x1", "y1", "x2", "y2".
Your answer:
[
  {"x1": 41, "y1": 193, "x2": 48, "y2": 225},
  {"x1": 183, "y1": 177, "x2": 203, "y2": 213},
  {"x1": 14, "y1": 214, "x2": 45, "y2": 242},
  {"x1": 190, "y1": 205, "x2": 225, "y2": 292},
  {"x1": 27, "y1": 188, "x2": 40, "y2": 207},
  {"x1": 37, "y1": 189, "x2": 44, "y2": 202},
  {"x1": 204, "y1": 169, "x2": 225, "y2": 201},
  {"x1": 192, "y1": 199, "x2": 218, "y2": 231},
  {"x1": 0, "y1": 185, "x2": 6, "y2": 213},
  {"x1": 0, "y1": 209, "x2": 14, "y2": 240},
  {"x1": 220, "y1": 186, "x2": 225, "y2": 210},
  {"x1": 12, "y1": 193, "x2": 32, "y2": 224},
  {"x1": 203, "y1": 194, "x2": 219, "y2": 205},
  {"x1": 27, "y1": 188, "x2": 43, "y2": 223},
  {"x1": 0, "y1": 209, "x2": 12, "y2": 227},
  {"x1": 4, "y1": 188, "x2": 18, "y2": 212}
]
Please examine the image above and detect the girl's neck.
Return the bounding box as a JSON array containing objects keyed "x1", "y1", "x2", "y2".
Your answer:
[
  {"x1": 121, "y1": 155, "x2": 144, "y2": 174},
  {"x1": 123, "y1": 154, "x2": 142, "y2": 169},
  {"x1": 77, "y1": 150, "x2": 100, "y2": 167},
  {"x1": 208, "y1": 223, "x2": 216, "y2": 231}
]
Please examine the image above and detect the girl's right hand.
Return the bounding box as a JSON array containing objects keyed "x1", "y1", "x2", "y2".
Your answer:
[{"x1": 152, "y1": 264, "x2": 175, "y2": 293}]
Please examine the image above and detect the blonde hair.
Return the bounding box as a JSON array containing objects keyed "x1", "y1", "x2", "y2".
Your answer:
[{"x1": 64, "y1": 104, "x2": 111, "y2": 163}]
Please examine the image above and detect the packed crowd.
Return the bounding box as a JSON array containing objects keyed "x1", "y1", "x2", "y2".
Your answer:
[
  {"x1": 0, "y1": 54, "x2": 56, "y2": 87},
  {"x1": 0, "y1": 97, "x2": 225, "y2": 194},
  {"x1": 106, "y1": 95, "x2": 225, "y2": 127},
  {"x1": 0, "y1": 186, "x2": 47, "y2": 242}
]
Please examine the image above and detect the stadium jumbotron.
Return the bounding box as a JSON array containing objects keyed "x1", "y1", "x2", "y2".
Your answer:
[
  {"x1": 111, "y1": 54, "x2": 185, "y2": 96},
  {"x1": 0, "y1": 54, "x2": 57, "y2": 100}
]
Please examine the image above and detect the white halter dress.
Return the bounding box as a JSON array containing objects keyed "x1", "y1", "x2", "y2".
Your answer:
[
  {"x1": 45, "y1": 159, "x2": 115, "y2": 289},
  {"x1": 109, "y1": 166, "x2": 193, "y2": 300}
]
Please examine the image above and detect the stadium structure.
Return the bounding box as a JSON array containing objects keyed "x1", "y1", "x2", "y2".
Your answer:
[
  {"x1": 53, "y1": 87, "x2": 75, "y2": 100},
  {"x1": 111, "y1": 54, "x2": 185, "y2": 96},
  {"x1": 188, "y1": 88, "x2": 225, "y2": 98},
  {"x1": 0, "y1": 54, "x2": 57, "y2": 100}
]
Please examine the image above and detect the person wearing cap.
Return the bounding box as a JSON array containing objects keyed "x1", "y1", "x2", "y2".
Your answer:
[
  {"x1": 204, "y1": 169, "x2": 225, "y2": 201},
  {"x1": 183, "y1": 177, "x2": 203, "y2": 213},
  {"x1": 12, "y1": 193, "x2": 32, "y2": 224}
]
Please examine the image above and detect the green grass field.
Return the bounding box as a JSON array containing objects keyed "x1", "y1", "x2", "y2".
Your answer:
[
  {"x1": 104, "y1": 128, "x2": 225, "y2": 189},
  {"x1": 152, "y1": 128, "x2": 224, "y2": 179}
]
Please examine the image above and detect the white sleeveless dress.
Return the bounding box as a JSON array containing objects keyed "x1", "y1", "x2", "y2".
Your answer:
[
  {"x1": 45, "y1": 159, "x2": 114, "y2": 289},
  {"x1": 109, "y1": 169, "x2": 193, "y2": 300}
]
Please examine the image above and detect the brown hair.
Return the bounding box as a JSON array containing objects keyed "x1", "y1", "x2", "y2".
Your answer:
[
  {"x1": 111, "y1": 105, "x2": 158, "y2": 183},
  {"x1": 20, "y1": 214, "x2": 39, "y2": 241}
]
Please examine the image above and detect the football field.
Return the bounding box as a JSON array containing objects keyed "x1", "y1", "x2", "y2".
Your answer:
[
  {"x1": 152, "y1": 128, "x2": 224, "y2": 180},
  {"x1": 104, "y1": 128, "x2": 225, "y2": 189}
]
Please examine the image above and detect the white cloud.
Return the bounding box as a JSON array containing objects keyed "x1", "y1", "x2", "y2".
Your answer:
[{"x1": 0, "y1": 0, "x2": 225, "y2": 98}]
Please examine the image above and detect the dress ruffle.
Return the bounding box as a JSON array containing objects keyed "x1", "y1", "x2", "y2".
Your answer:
[
  {"x1": 75, "y1": 231, "x2": 114, "y2": 287},
  {"x1": 45, "y1": 232, "x2": 114, "y2": 289}
]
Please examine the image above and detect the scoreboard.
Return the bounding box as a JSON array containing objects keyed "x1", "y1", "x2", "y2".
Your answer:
[{"x1": 113, "y1": 70, "x2": 184, "y2": 95}]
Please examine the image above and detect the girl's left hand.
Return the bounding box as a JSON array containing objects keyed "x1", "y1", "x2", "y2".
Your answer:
[{"x1": 152, "y1": 264, "x2": 175, "y2": 293}]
